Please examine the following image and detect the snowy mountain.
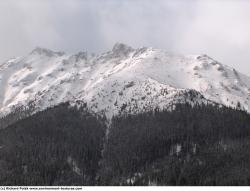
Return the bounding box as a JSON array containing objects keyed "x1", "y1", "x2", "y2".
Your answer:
[{"x1": 0, "y1": 43, "x2": 250, "y2": 119}]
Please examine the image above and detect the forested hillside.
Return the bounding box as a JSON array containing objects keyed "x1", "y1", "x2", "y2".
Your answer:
[
  {"x1": 101, "y1": 104, "x2": 250, "y2": 185},
  {"x1": 1, "y1": 103, "x2": 250, "y2": 185},
  {"x1": 0, "y1": 103, "x2": 106, "y2": 185}
]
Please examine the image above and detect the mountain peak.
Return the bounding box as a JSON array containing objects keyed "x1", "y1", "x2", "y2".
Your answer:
[
  {"x1": 112, "y1": 43, "x2": 134, "y2": 57},
  {"x1": 31, "y1": 47, "x2": 65, "y2": 57}
]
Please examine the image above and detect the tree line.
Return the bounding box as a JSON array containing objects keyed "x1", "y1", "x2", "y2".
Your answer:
[{"x1": 1, "y1": 102, "x2": 250, "y2": 185}]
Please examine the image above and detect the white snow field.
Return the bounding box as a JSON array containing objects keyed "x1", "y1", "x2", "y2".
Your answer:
[{"x1": 0, "y1": 43, "x2": 250, "y2": 118}]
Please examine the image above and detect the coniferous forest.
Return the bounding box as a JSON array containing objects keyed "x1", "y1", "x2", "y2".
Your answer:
[{"x1": 1, "y1": 102, "x2": 250, "y2": 185}]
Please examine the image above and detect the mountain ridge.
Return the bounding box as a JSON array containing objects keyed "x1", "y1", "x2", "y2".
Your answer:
[{"x1": 0, "y1": 43, "x2": 249, "y2": 120}]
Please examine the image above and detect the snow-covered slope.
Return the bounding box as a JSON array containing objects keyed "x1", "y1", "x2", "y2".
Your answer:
[{"x1": 0, "y1": 43, "x2": 250, "y2": 119}]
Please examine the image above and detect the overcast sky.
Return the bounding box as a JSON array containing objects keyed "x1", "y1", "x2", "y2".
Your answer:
[{"x1": 0, "y1": 0, "x2": 250, "y2": 75}]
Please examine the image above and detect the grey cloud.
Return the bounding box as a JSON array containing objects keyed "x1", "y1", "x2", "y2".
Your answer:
[{"x1": 0, "y1": 0, "x2": 250, "y2": 74}]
